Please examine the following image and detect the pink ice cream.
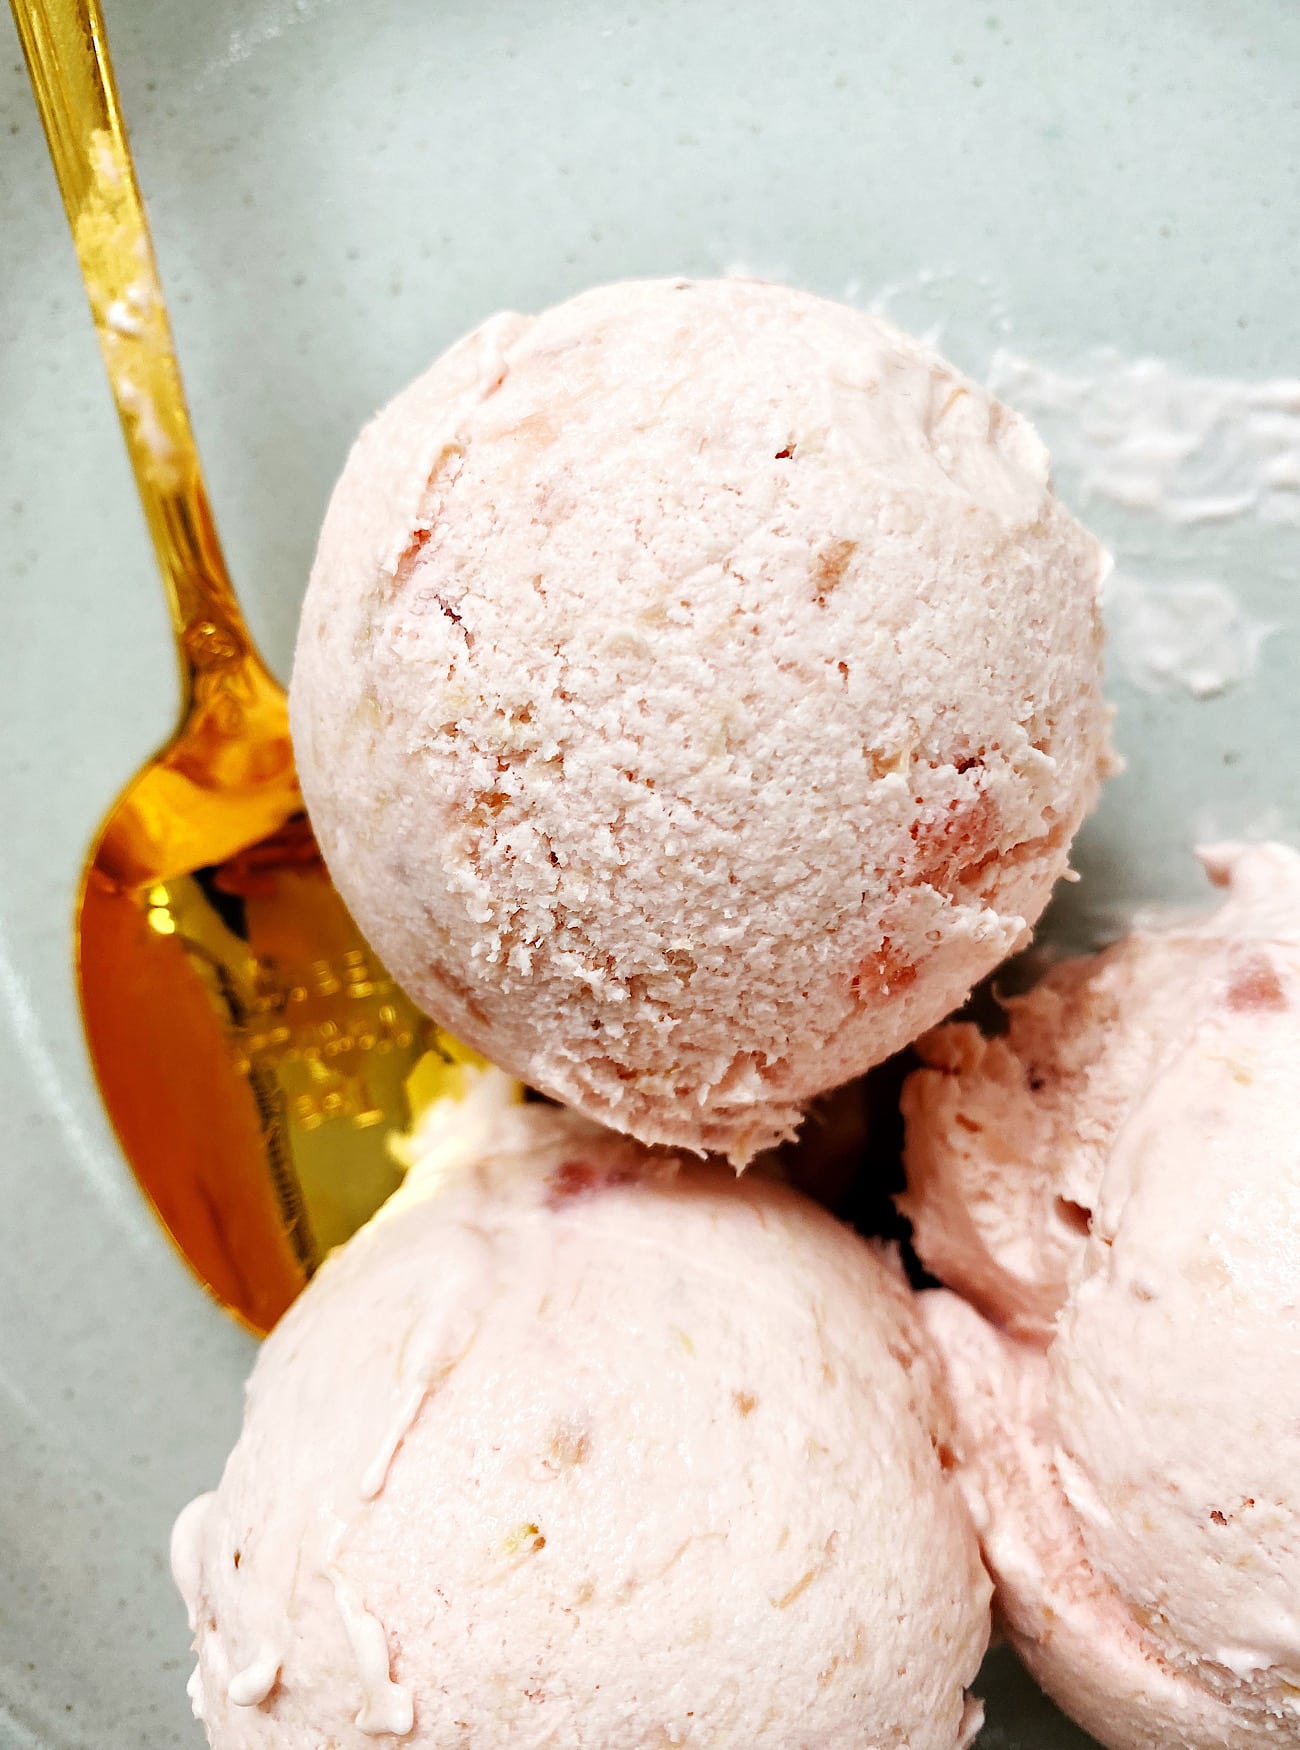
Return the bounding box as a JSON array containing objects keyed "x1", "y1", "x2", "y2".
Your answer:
[
  {"x1": 172, "y1": 1079, "x2": 991, "y2": 1748},
  {"x1": 901, "y1": 842, "x2": 1300, "y2": 1749},
  {"x1": 290, "y1": 277, "x2": 1110, "y2": 1163}
]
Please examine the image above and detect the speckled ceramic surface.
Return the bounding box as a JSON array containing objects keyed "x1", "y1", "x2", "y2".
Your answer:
[{"x1": 1, "y1": 2, "x2": 1297, "y2": 1744}]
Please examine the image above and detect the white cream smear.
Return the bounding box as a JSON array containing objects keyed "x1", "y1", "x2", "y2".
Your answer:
[
  {"x1": 986, "y1": 349, "x2": 1293, "y2": 700},
  {"x1": 1101, "y1": 574, "x2": 1274, "y2": 701},
  {"x1": 987, "y1": 351, "x2": 1300, "y2": 530}
]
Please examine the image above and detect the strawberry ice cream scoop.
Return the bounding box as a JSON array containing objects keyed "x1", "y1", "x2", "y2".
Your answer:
[
  {"x1": 172, "y1": 1085, "x2": 991, "y2": 1749},
  {"x1": 902, "y1": 842, "x2": 1300, "y2": 1749},
  {"x1": 290, "y1": 277, "x2": 1110, "y2": 1163}
]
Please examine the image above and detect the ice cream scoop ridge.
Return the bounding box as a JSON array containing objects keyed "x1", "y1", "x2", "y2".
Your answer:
[
  {"x1": 903, "y1": 841, "x2": 1300, "y2": 1749},
  {"x1": 173, "y1": 1084, "x2": 991, "y2": 1748},
  {"x1": 291, "y1": 277, "x2": 1111, "y2": 1162}
]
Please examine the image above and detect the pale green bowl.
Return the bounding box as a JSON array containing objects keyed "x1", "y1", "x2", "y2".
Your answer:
[{"x1": 1, "y1": 0, "x2": 1296, "y2": 1743}]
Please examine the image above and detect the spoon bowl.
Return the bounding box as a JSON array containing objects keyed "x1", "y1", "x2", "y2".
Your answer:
[{"x1": 76, "y1": 653, "x2": 445, "y2": 1334}]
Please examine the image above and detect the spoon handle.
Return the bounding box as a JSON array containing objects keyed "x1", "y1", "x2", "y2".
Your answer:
[{"x1": 11, "y1": 0, "x2": 270, "y2": 705}]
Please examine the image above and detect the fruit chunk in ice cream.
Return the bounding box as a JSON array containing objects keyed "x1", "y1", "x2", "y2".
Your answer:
[
  {"x1": 173, "y1": 1077, "x2": 991, "y2": 1749},
  {"x1": 290, "y1": 276, "x2": 1110, "y2": 1163},
  {"x1": 902, "y1": 842, "x2": 1300, "y2": 1750}
]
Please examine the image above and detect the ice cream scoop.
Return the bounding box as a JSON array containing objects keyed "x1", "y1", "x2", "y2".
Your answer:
[
  {"x1": 290, "y1": 277, "x2": 1111, "y2": 1164},
  {"x1": 902, "y1": 842, "x2": 1300, "y2": 1749},
  {"x1": 173, "y1": 1076, "x2": 991, "y2": 1748}
]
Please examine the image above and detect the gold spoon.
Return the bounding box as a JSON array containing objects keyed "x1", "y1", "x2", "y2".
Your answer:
[{"x1": 13, "y1": 0, "x2": 477, "y2": 1335}]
